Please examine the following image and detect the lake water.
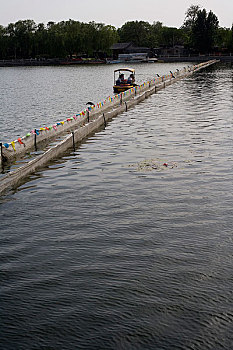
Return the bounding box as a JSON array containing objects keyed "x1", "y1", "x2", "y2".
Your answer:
[{"x1": 1, "y1": 62, "x2": 233, "y2": 350}]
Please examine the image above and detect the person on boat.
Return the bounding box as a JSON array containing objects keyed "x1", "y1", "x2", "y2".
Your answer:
[
  {"x1": 127, "y1": 73, "x2": 135, "y2": 85},
  {"x1": 116, "y1": 77, "x2": 121, "y2": 85},
  {"x1": 116, "y1": 73, "x2": 125, "y2": 85}
]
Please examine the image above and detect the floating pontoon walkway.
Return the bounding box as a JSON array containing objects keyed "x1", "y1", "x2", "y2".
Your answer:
[{"x1": 0, "y1": 60, "x2": 219, "y2": 196}]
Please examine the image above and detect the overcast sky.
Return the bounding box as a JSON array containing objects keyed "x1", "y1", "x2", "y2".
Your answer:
[{"x1": 1, "y1": 0, "x2": 233, "y2": 28}]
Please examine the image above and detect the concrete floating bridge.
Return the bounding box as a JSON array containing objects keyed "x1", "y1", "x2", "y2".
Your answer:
[{"x1": 0, "y1": 60, "x2": 219, "y2": 196}]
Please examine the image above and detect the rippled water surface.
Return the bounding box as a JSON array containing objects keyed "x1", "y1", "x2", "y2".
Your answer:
[{"x1": 1, "y1": 62, "x2": 233, "y2": 350}]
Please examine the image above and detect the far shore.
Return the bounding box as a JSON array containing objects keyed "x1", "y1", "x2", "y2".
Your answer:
[{"x1": 0, "y1": 55, "x2": 233, "y2": 67}]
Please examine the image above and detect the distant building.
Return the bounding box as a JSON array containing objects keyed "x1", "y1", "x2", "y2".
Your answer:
[
  {"x1": 110, "y1": 42, "x2": 134, "y2": 59},
  {"x1": 110, "y1": 42, "x2": 155, "y2": 60},
  {"x1": 118, "y1": 52, "x2": 149, "y2": 62},
  {"x1": 110, "y1": 42, "x2": 189, "y2": 60},
  {"x1": 158, "y1": 45, "x2": 187, "y2": 57}
]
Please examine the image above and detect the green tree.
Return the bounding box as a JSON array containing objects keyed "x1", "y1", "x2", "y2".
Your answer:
[
  {"x1": 182, "y1": 5, "x2": 201, "y2": 30},
  {"x1": 118, "y1": 21, "x2": 152, "y2": 47},
  {"x1": 150, "y1": 21, "x2": 163, "y2": 47},
  {"x1": 215, "y1": 27, "x2": 232, "y2": 51},
  {"x1": 181, "y1": 4, "x2": 201, "y2": 48},
  {"x1": 34, "y1": 23, "x2": 49, "y2": 57},
  {"x1": 192, "y1": 9, "x2": 219, "y2": 53},
  {"x1": 217, "y1": 25, "x2": 233, "y2": 52},
  {"x1": 230, "y1": 25, "x2": 233, "y2": 51},
  {"x1": 45, "y1": 21, "x2": 66, "y2": 57},
  {"x1": 94, "y1": 24, "x2": 119, "y2": 55},
  {"x1": 56, "y1": 20, "x2": 81, "y2": 58},
  {"x1": 160, "y1": 27, "x2": 186, "y2": 47},
  {"x1": 6, "y1": 20, "x2": 36, "y2": 58},
  {"x1": 0, "y1": 25, "x2": 7, "y2": 59}
]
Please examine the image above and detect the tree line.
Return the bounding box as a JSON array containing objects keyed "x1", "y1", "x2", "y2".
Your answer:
[
  {"x1": 0, "y1": 20, "x2": 119, "y2": 59},
  {"x1": 0, "y1": 5, "x2": 233, "y2": 60},
  {"x1": 119, "y1": 6, "x2": 233, "y2": 54}
]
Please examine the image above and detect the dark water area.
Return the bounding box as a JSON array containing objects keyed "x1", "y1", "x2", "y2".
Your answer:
[{"x1": 1, "y1": 63, "x2": 233, "y2": 349}]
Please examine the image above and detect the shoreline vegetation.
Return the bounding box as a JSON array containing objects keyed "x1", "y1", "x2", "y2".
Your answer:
[{"x1": 0, "y1": 6, "x2": 233, "y2": 63}]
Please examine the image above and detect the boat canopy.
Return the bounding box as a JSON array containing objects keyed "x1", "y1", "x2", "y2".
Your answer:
[{"x1": 114, "y1": 68, "x2": 135, "y2": 74}]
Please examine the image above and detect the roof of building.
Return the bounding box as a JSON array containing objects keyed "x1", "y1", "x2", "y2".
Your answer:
[
  {"x1": 129, "y1": 46, "x2": 151, "y2": 52},
  {"x1": 110, "y1": 42, "x2": 133, "y2": 50}
]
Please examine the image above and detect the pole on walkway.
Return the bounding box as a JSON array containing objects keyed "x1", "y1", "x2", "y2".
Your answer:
[
  {"x1": 34, "y1": 129, "x2": 37, "y2": 151},
  {"x1": 170, "y1": 71, "x2": 175, "y2": 78},
  {"x1": 72, "y1": 132, "x2": 75, "y2": 152},
  {"x1": 0, "y1": 143, "x2": 2, "y2": 167},
  {"x1": 103, "y1": 113, "x2": 106, "y2": 127}
]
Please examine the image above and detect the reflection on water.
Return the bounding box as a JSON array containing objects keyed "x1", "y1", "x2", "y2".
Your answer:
[{"x1": 1, "y1": 63, "x2": 233, "y2": 349}]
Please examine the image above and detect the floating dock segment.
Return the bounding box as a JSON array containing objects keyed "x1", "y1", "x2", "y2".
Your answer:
[{"x1": 0, "y1": 60, "x2": 219, "y2": 196}]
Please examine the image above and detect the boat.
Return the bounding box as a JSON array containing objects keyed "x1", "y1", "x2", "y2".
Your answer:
[{"x1": 113, "y1": 68, "x2": 136, "y2": 93}]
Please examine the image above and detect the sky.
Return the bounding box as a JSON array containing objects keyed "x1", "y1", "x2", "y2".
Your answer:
[{"x1": 1, "y1": 0, "x2": 233, "y2": 29}]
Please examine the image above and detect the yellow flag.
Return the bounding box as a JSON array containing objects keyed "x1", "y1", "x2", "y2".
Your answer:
[{"x1": 11, "y1": 141, "x2": 16, "y2": 151}]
